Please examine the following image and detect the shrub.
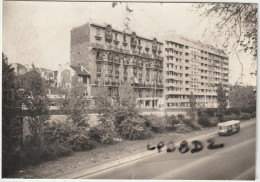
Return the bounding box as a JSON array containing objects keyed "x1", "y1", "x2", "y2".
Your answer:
[
  {"x1": 40, "y1": 142, "x2": 73, "y2": 161},
  {"x1": 209, "y1": 117, "x2": 219, "y2": 126},
  {"x1": 241, "y1": 106, "x2": 256, "y2": 114},
  {"x1": 225, "y1": 108, "x2": 240, "y2": 115},
  {"x1": 88, "y1": 123, "x2": 118, "y2": 144},
  {"x1": 205, "y1": 108, "x2": 217, "y2": 117},
  {"x1": 240, "y1": 113, "x2": 251, "y2": 120},
  {"x1": 250, "y1": 112, "x2": 256, "y2": 119},
  {"x1": 117, "y1": 116, "x2": 152, "y2": 140},
  {"x1": 165, "y1": 115, "x2": 179, "y2": 131},
  {"x1": 198, "y1": 114, "x2": 211, "y2": 127},
  {"x1": 197, "y1": 109, "x2": 204, "y2": 116},
  {"x1": 43, "y1": 120, "x2": 96, "y2": 152},
  {"x1": 224, "y1": 113, "x2": 240, "y2": 121},
  {"x1": 175, "y1": 124, "x2": 192, "y2": 133},
  {"x1": 67, "y1": 130, "x2": 96, "y2": 151},
  {"x1": 143, "y1": 115, "x2": 166, "y2": 133},
  {"x1": 177, "y1": 114, "x2": 185, "y2": 120},
  {"x1": 21, "y1": 136, "x2": 73, "y2": 166},
  {"x1": 182, "y1": 119, "x2": 201, "y2": 131}
]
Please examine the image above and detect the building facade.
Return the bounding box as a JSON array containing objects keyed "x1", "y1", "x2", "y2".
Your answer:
[
  {"x1": 70, "y1": 22, "x2": 164, "y2": 108},
  {"x1": 57, "y1": 63, "x2": 91, "y2": 96},
  {"x1": 163, "y1": 32, "x2": 229, "y2": 108}
]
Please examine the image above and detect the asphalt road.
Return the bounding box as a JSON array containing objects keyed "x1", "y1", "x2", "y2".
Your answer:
[{"x1": 82, "y1": 121, "x2": 256, "y2": 180}]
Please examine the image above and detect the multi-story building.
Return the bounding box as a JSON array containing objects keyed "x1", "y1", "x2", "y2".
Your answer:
[
  {"x1": 70, "y1": 22, "x2": 164, "y2": 108},
  {"x1": 163, "y1": 31, "x2": 229, "y2": 108}
]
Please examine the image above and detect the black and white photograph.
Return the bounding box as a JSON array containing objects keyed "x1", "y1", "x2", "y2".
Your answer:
[{"x1": 1, "y1": 1, "x2": 258, "y2": 180}]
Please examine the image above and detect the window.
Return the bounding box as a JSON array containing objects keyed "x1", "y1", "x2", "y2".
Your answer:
[{"x1": 96, "y1": 28, "x2": 100, "y2": 36}]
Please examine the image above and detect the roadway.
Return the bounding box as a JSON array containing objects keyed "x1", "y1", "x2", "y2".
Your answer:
[{"x1": 80, "y1": 121, "x2": 256, "y2": 180}]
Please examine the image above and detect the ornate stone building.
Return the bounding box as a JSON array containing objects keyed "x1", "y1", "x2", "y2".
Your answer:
[{"x1": 71, "y1": 22, "x2": 164, "y2": 108}]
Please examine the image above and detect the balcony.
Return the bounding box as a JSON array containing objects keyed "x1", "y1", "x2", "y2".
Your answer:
[
  {"x1": 108, "y1": 59, "x2": 113, "y2": 63},
  {"x1": 153, "y1": 55, "x2": 163, "y2": 61},
  {"x1": 156, "y1": 84, "x2": 164, "y2": 88},
  {"x1": 91, "y1": 43, "x2": 105, "y2": 49},
  {"x1": 104, "y1": 81, "x2": 119, "y2": 87},
  {"x1": 146, "y1": 64, "x2": 152, "y2": 68},
  {"x1": 138, "y1": 62, "x2": 144, "y2": 67},
  {"x1": 96, "y1": 57, "x2": 103, "y2": 63},
  {"x1": 123, "y1": 60, "x2": 130, "y2": 65},
  {"x1": 108, "y1": 70, "x2": 113, "y2": 76},
  {"x1": 95, "y1": 35, "x2": 102, "y2": 41},
  {"x1": 114, "y1": 59, "x2": 120, "y2": 64},
  {"x1": 113, "y1": 39, "x2": 119, "y2": 45},
  {"x1": 132, "y1": 50, "x2": 139, "y2": 55}
]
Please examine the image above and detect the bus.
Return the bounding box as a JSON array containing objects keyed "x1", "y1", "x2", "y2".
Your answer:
[{"x1": 217, "y1": 120, "x2": 240, "y2": 136}]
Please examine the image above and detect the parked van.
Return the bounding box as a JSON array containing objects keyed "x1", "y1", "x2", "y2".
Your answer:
[{"x1": 217, "y1": 120, "x2": 240, "y2": 136}]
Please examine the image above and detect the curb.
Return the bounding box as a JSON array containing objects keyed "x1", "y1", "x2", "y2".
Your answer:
[{"x1": 49, "y1": 120, "x2": 255, "y2": 179}]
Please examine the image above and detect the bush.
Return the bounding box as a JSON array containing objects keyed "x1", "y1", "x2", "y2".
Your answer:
[
  {"x1": 225, "y1": 108, "x2": 240, "y2": 115},
  {"x1": 209, "y1": 117, "x2": 219, "y2": 126},
  {"x1": 143, "y1": 115, "x2": 166, "y2": 133},
  {"x1": 165, "y1": 115, "x2": 180, "y2": 131},
  {"x1": 40, "y1": 142, "x2": 73, "y2": 161},
  {"x1": 250, "y1": 112, "x2": 256, "y2": 119},
  {"x1": 67, "y1": 130, "x2": 96, "y2": 151},
  {"x1": 117, "y1": 116, "x2": 152, "y2": 140},
  {"x1": 205, "y1": 108, "x2": 217, "y2": 117},
  {"x1": 198, "y1": 114, "x2": 211, "y2": 127},
  {"x1": 182, "y1": 119, "x2": 201, "y2": 131},
  {"x1": 43, "y1": 120, "x2": 96, "y2": 152},
  {"x1": 240, "y1": 113, "x2": 252, "y2": 120},
  {"x1": 224, "y1": 113, "x2": 240, "y2": 121},
  {"x1": 241, "y1": 106, "x2": 256, "y2": 114},
  {"x1": 2, "y1": 143, "x2": 22, "y2": 176},
  {"x1": 88, "y1": 123, "x2": 117, "y2": 144},
  {"x1": 175, "y1": 124, "x2": 192, "y2": 133},
  {"x1": 177, "y1": 114, "x2": 185, "y2": 120}
]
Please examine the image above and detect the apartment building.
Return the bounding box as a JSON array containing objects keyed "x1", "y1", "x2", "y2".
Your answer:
[
  {"x1": 163, "y1": 31, "x2": 229, "y2": 108},
  {"x1": 70, "y1": 22, "x2": 164, "y2": 108}
]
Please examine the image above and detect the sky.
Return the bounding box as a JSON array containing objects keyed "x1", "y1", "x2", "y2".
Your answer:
[{"x1": 2, "y1": 1, "x2": 257, "y2": 86}]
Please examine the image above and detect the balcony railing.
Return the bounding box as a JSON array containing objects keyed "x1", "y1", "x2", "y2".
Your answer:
[
  {"x1": 114, "y1": 59, "x2": 120, "y2": 64},
  {"x1": 146, "y1": 64, "x2": 152, "y2": 68},
  {"x1": 131, "y1": 83, "x2": 164, "y2": 89},
  {"x1": 123, "y1": 60, "x2": 130, "y2": 65},
  {"x1": 105, "y1": 81, "x2": 120, "y2": 86},
  {"x1": 91, "y1": 43, "x2": 105, "y2": 49}
]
